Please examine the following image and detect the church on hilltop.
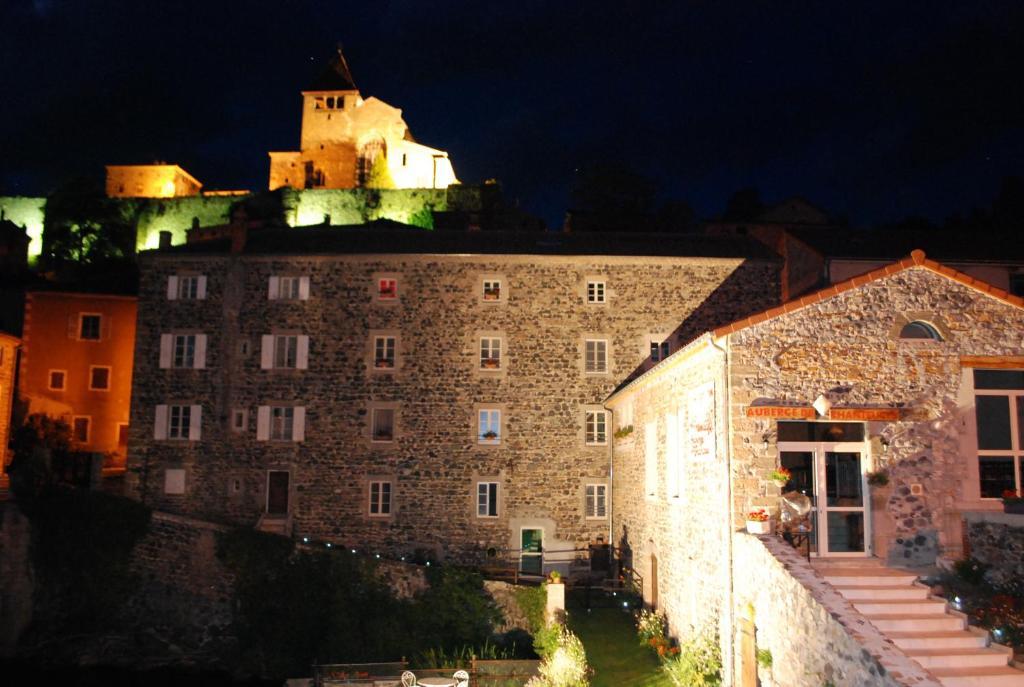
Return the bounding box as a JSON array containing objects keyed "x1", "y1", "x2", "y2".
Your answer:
[{"x1": 268, "y1": 48, "x2": 459, "y2": 192}]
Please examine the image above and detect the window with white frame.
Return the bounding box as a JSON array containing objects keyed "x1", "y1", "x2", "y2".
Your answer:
[
  {"x1": 256, "y1": 405, "x2": 305, "y2": 442},
  {"x1": 480, "y1": 337, "x2": 502, "y2": 370},
  {"x1": 275, "y1": 335, "x2": 298, "y2": 368},
  {"x1": 154, "y1": 404, "x2": 201, "y2": 441},
  {"x1": 79, "y1": 314, "x2": 102, "y2": 340},
  {"x1": 585, "y1": 410, "x2": 608, "y2": 445},
  {"x1": 167, "y1": 275, "x2": 206, "y2": 300},
  {"x1": 369, "y1": 481, "x2": 392, "y2": 516},
  {"x1": 374, "y1": 336, "x2": 396, "y2": 369},
  {"x1": 377, "y1": 277, "x2": 398, "y2": 300},
  {"x1": 260, "y1": 334, "x2": 308, "y2": 370},
  {"x1": 587, "y1": 281, "x2": 606, "y2": 304},
  {"x1": 174, "y1": 334, "x2": 196, "y2": 368},
  {"x1": 585, "y1": 339, "x2": 608, "y2": 374},
  {"x1": 974, "y1": 369, "x2": 1024, "y2": 498},
  {"x1": 161, "y1": 333, "x2": 207, "y2": 370},
  {"x1": 477, "y1": 481, "x2": 499, "y2": 517},
  {"x1": 372, "y1": 408, "x2": 395, "y2": 442},
  {"x1": 478, "y1": 409, "x2": 501, "y2": 444},
  {"x1": 650, "y1": 340, "x2": 670, "y2": 362},
  {"x1": 48, "y1": 370, "x2": 67, "y2": 390},
  {"x1": 585, "y1": 484, "x2": 607, "y2": 518},
  {"x1": 89, "y1": 366, "x2": 111, "y2": 391},
  {"x1": 269, "y1": 275, "x2": 309, "y2": 301},
  {"x1": 482, "y1": 279, "x2": 501, "y2": 301},
  {"x1": 645, "y1": 421, "x2": 657, "y2": 496}
]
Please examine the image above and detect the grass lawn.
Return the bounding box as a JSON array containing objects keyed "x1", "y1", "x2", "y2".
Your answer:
[{"x1": 567, "y1": 603, "x2": 674, "y2": 687}]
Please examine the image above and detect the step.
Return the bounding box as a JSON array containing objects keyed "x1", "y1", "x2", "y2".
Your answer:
[
  {"x1": 834, "y1": 583, "x2": 932, "y2": 601},
  {"x1": 853, "y1": 598, "x2": 950, "y2": 616},
  {"x1": 887, "y1": 631, "x2": 989, "y2": 651},
  {"x1": 823, "y1": 570, "x2": 919, "y2": 587},
  {"x1": 906, "y1": 647, "x2": 1011, "y2": 669},
  {"x1": 928, "y1": 666, "x2": 1024, "y2": 687},
  {"x1": 865, "y1": 613, "x2": 966, "y2": 632}
]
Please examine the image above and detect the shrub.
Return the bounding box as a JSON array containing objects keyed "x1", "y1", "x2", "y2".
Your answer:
[
  {"x1": 515, "y1": 583, "x2": 548, "y2": 634},
  {"x1": 954, "y1": 557, "x2": 990, "y2": 586},
  {"x1": 662, "y1": 629, "x2": 722, "y2": 687},
  {"x1": 527, "y1": 625, "x2": 589, "y2": 687},
  {"x1": 636, "y1": 608, "x2": 666, "y2": 644}
]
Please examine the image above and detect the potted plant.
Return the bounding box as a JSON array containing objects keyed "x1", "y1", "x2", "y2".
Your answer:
[
  {"x1": 548, "y1": 570, "x2": 563, "y2": 584},
  {"x1": 482, "y1": 430, "x2": 498, "y2": 441},
  {"x1": 768, "y1": 467, "x2": 791, "y2": 488},
  {"x1": 483, "y1": 288, "x2": 500, "y2": 301},
  {"x1": 614, "y1": 425, "x2": 634, "y2": 439},
  {"x1": 746, "y1": 508, "x2": 772, "y2": 535},
  {"x1": 375, "y1": 358, "x2": 393, "y2": 368},
  {"x1": 1002, "y1": 489, "x2": 1024, "y2": 514},
  {"x1": 867, "y1": 469, "x2": 890, "y2": 487},
  {"x1": 482, "y1": 358, "x2": 500, "y2": 369}
]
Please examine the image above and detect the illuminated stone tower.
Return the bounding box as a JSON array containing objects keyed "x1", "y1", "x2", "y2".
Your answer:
[{"x1": 269, "y1": 47, "x2": 458, "y2": 191}]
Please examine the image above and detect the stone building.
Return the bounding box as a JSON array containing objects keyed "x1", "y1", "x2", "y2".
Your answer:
[
  {"x1": 19, "y1": 291, "x2": 138, "y2": 467},
  {"x1": 268, "y1": 48, "x2": 458, "y2": 192},
  {"x1": 607, "y1": 249, "x2": 1024, "y2": 685},
  {"x1": 126, "y1": 222, "x2": 778, "y2": 562},
  {"x1": 105, "y1": 164, "x2": 203, "y2": 199},
  {"x1": 0, "y1": 331, "x2": 18, "y2": 478}
]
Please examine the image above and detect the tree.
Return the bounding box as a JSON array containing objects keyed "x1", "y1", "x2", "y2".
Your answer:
[
  {"x1": 722, "y1": 187, "x2": 765, "y2": 221},
  {"x1": 568, "y1": 163, "x2": 658, "y2": 232},
  {"x1": 365, "y1": 153, "x2": 395, "y2": 189}
]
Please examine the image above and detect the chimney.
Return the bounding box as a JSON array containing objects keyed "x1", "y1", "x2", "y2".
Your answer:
[{"x1": 158, "y1": 231, "x2": 173, "y2": 249}]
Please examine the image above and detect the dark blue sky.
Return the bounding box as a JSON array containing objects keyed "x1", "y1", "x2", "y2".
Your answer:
[{"x1": 1, "y1": 0, "x2": 1022, "y2": 228}]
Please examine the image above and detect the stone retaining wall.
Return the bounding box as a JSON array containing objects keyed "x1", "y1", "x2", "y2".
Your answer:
[
  {"x1": 963, "y1": 511, "x2": 1024, "y2": 587},
  {"x1": 731, "y1": 534, "x2": 941, "y2": 687}
]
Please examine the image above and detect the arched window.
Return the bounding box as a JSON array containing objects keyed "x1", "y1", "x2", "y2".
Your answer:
[
  {"x1": 356, "y1": 137, "x2": 387, "y2": 186},
  {"x1": 899, "y1": 321, "x2": 943, "y2": 341}
]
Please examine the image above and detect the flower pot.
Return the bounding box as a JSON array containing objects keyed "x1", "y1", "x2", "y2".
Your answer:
[
  {"x1": 746, "y1": 520, "x2": 773, "y2": 535},
  {"x1": 772, "y1": 479, "x2": 788, "y2": 489},
  {"x1": 1004, "y1": 502, "x2": 1024, "y2": 514}
]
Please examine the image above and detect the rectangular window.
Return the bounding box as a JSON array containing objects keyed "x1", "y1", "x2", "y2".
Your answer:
[
  {"x1": 480, "y1": 337, "x2": 502, "y2": 370},
  {"x1": 587, "y1": 281, "x2": 606, "y2": 303},
  {"x1": 586, "y1": 410, "x2": 608, "y2": 445},
  {"x1": 48, "y1": 370, "x2": 66, "y2": 391},
  {"x1": 477, "y1": 482, "x2": 499, "y2": 517},
  {"x1": 173, "y1": 334, "x2": 196, "y2": 368},
  {"x1": 369, "y1": 481, "x2": 392, "y2": 516},
  {"x1": 378, "y1": 278, "x2": 398, "y2": 300},
  {"x1": 279, "y1": 276, "x2": 300, "y2": 300},
  {"x1": 271, "y1": 406, "x2": 295, "y2": 441},
  {"x1": 178, "y1": 275, "x2": 200, "y2": 300},
  {"x1": 585, "y1": 340, "x2": 608, "y2": 373},
  {"x1": 483, "y1": 280, "x2": 501, "y2": 301},
  {"x1": 80, "y1": 314, "x2": 101, "y2": 340},
  {"x1": 231, "y1": 409, "x2": 248, "y2": 433},
  {"x1": 650, "y1": 340, "x2": 670, "y2": 362},
  {"x1": 585, "y1": 484, "x2": 607, "y2": 518},
  {"x1": 372, "y1": 408, "x2": 395, "y2": 442},
  {"x1": 374, "y1": 336, "x2": 396, "y2": 368},
  {"x1": 89, "y1": 366, "x2": 111, "y2": 390},
  {"x1": 974, "y1": 370, "x2": 1024, "y2": 497},
  {"x1": 168, "y1": 405, "x2": 193, "y2": 440},
  {"x1": 275, "y1": 335, "x2": 298, "y2": 369},
  {"x1": 479, "y1": 409, "x2": 501, "y2": 444},
  {"x1": 72, "y1": 416, "x2": 90, "y2": 443}
]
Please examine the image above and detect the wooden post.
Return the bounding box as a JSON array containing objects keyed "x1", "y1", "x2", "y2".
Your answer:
[{"x1": 738, "y1": 616, "x2": 757, "y2": 687}]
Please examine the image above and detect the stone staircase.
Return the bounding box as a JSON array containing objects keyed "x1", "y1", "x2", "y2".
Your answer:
[{"x1": 816, "y1": 559, "x2": 1024, "y2": 687}]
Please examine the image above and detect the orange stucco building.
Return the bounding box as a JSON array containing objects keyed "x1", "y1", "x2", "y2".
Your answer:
[{"x1": 18, "y1": 292, "x2": 137, "y2": 467}]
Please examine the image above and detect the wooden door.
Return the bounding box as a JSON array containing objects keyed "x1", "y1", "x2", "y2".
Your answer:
[{"x1": 267, "y1": 471, "x2": 290, "y2": 514}]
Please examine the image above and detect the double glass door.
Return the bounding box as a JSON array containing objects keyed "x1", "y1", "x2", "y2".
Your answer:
[{"x1": 779, "y1": 442, "x2": 868, "y2": 556}]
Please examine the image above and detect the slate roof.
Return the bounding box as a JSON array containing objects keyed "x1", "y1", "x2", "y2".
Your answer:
[
  {"x1": 788, "y1": 227, "x2": 1024, "y2": 263},
  {"x1": 306, "y1": 47, "x2": 358, "y2": 92},
  {"x1": 152, "y1": 219, "x2": 781, "y2": 260}
]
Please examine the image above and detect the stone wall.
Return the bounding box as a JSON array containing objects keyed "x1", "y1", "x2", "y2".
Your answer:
[
  {"x1": 0, "y1": 504, "x2": 33, "y2": 658},
  {"x1": 731, "y1": 533, "x2": 940, "y2": 687},
  {"x1": 127, "y1": 249, "x2": 778, "y2": 562},
  {"x1": 963, "y1": 512, "x2": 1024, "y2": 587},
  {"x1": 726, "y1": 266, "x2": 1024, "y2": 561}
]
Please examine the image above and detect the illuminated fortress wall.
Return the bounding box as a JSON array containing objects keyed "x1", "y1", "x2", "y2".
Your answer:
[{"x1": 0, "y1": 196, "x2": 46, "y2": 261}]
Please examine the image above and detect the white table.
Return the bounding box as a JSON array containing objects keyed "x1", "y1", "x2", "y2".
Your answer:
[{"x1": 418, "y1": 678, "x2": 457, "y2": 687}]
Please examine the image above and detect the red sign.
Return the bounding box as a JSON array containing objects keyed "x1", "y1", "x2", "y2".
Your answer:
[{"x1": 745, "y1": 406, "x2": 815, "y2": 419}]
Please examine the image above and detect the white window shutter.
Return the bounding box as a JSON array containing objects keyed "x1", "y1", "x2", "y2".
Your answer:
[
  {"x1": 189, "y1": 405, "x2": 202, "y2": 441},
  {"x1": 194, "y1": 334, "x2": 207, "y2": 369},
  {"x1": 296, "y1": 335, "x2": 309, "y2": 370},
  {"x1": 159, "y1": 334, "x2": 173, "y2": 369},
  {"x1": 196, "y1": 275, "x2": 207, "y2": 299},
  {"x1": 167, "y1": 276, "x2": 179, "y2": 300},
  {"x1": 293, "y1": 406, "x2": 306, "y2": 442},
  {"x1": 260, "y1": 335, "x2": 274, "y2": 369},
  {"x1": 268, "y1": 276, "x2": 280, "y2": 300},
  {"x1": 298, "y1": 276, "x2": 310, "y2": 300},
  {"x1": 256, "y1": 406, "x2": 270, "y2": 441},
  {"x1": 154, "y1": 405, "x2": 168, "y2": 440}
]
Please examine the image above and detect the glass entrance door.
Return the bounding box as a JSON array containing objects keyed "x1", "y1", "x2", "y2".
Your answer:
[
  {"x1": 780, "y1": 433, "x2": 868, "y2": 556},
  {"x1": 520, "y1": 528, "x2": 543, "y2": 575}
]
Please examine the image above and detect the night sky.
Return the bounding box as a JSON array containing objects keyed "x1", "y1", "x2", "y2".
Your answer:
[{"x1": 1, "y1": 0, "x2": 1022, "y2": 229}]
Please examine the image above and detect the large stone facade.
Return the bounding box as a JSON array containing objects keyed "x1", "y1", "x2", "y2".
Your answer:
[{"x1": 126, "y1": 227, "x2": 778, "y2": 564}]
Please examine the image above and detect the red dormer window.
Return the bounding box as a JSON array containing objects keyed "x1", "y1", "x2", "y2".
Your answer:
[{"x1": 378, "y1": 278, "x2": 398, "y2": 300}]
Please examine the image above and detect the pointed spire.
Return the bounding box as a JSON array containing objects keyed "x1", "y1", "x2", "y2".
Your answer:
[{"x1": 307, "y1": 43, "x2": 358, "y2": 92}]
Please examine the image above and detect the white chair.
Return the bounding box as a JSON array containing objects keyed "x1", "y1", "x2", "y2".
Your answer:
[
  {"x1": 401, "y1": 672, "x2": 417, "y2": 687},
  {"x1": 453, "y1": 670, "x2": 469, "y2": 687}
]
